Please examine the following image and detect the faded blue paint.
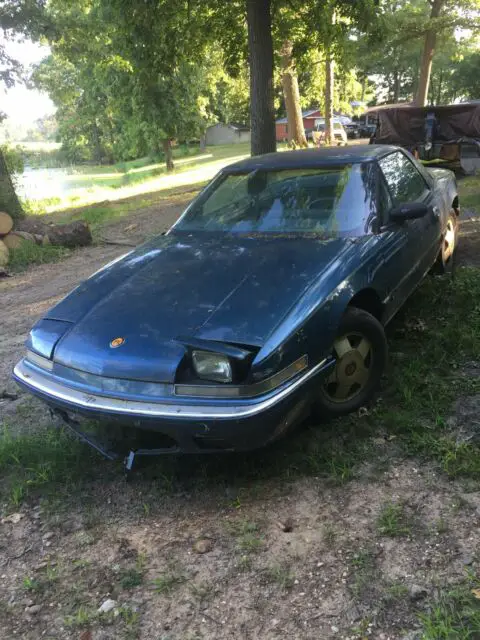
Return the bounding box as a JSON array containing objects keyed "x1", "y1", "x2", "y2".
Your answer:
[{"x1": 15, "y1": 146, "x2": 458, "y2": 453}]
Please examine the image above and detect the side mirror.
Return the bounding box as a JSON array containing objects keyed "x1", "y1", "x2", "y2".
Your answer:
[{"x1": 390, "y1": 202, "x2": 429, "y2": 222}]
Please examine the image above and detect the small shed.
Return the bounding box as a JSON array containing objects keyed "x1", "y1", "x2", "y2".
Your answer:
[{"x1": 205, "y1": 123, "x2": 251, "y2": 146}]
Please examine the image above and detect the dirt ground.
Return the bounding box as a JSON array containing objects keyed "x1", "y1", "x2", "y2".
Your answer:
[{"x1": 1, "y1": 187, "x2": 480, "y2": 640}]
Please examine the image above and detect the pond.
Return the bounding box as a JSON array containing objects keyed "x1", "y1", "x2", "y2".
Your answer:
[{"x1": 15, "y1": 166, "x2": 74, "y2": 201}]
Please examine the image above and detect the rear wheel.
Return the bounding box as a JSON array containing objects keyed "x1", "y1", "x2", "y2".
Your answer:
[{"x1": 314, "y1": 307, "x2": 387, "y2": 417}]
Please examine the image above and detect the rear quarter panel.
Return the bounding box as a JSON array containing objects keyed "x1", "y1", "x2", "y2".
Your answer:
[{"x1": 426, "y1": 168, "x2": 458, "y2": 213}]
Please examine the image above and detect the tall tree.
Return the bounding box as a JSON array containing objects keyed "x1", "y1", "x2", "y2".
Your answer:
[
  {"x1": 0, "y1": 1, "x2": 49, "y2": 220},
  {"x1": 415, "y1": 0, "x2": 445, "y2": 106},
  {"x1": 280, "y1": 40, "x2": 307, "y2": 147},
  {"x1": 246, "y1": 0, "x2": 276, "y2": 155},
  {"x1": 306, "y1": 0, "x2": 379, "y2": 143},
  {"x1": 0, "y1": 138, "x2": 24, "y2": 222}
]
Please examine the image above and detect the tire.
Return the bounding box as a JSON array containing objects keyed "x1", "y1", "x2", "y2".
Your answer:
[
  {"x1": 314, "y1": 307, "x2": 387, "y2": 418},
  {"x1": 432, "y1": 212, "x2": 458, "y2": 275}
]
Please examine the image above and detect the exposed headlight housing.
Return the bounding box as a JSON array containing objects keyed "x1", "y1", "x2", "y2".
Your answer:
[{"x1": 192, "y1": 350, "x2": 232, "y2": 383}]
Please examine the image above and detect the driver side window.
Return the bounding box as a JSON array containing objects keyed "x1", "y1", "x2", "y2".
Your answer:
[{"x1": 379, "y1": 152, "x2": 428, "y2": 206}]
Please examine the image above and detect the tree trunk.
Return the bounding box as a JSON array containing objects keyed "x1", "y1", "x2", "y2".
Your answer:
[
  {"x1": 393, "y1": 70, "x2": 400, "y2": 103},
  {"x1": 92, "y1": 122, "x2": 103, "y2": 164},
  {"x1": 324, "y1": 50, "x2": 335, "y2": 145},
  {"x1": 415, "y1": 0, "x2": 444, "y2": 107},
  {"x1": 0, "y1": 147, "x2": 24, "y2": 224},
  {"x1": 280, "y1": 41, "x2": 307, "y2": 148},
  {"x1": 163, "y1": 139, "x2": 174, "y2": 171},
  {"x1": 246, "y1": 0, "x2": 276, "y2": 156},
  {"x1": 361, "y1": 74, "x2": 367, "y2": 103},
  {"x1": 428, "y1": 76, "x2": 435, "y2": 105},
  {"x1": 436, "y1": 68, "x2": 443, "y2": 105}
]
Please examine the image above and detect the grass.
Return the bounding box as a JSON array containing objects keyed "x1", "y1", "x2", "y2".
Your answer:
[
  {"x1": 349, "y1": 549, "x2": 379, "y2": 600},
  {"x1": 8, "y1": 240, "x2": 70, "y2": 272},
  {"x1": 21, "y1": 142, "x2": 252, "y2": 214},
  {"x1": 64, "y1": 606, "x2": 98, "y2": 628},
  {"x1": 0, "y1": 424, "x2": 101, "y2": 509},
  {"x1": 230, "y1": 519, "x2": 264, "y2": 553},
  {"x1": 190, "y1": 581, "x2": 215, "y2": 601},
  {"x1": 263, "y1": 564, "x2": 295, "y2": 589},
  {"x1": 120, "y1": 567, "x2": 144, "y2": 590},
  {"x1": 152, "y1": 570, "x2": 186, "y2": 594},
  {"x1": 459, "y1": 175, "x2": 480, "y2": 213},
  {"x1": 119, "y1": 553, "x2": 147, "y2": 589},
  {"x1": 376, "y1": 502, "x2": 412, "y2": 537},
  {"x1": 418, "y1": 573, "x2": 480, "y2": 639}
]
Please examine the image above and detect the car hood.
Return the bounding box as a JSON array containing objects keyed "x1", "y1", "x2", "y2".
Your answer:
[{"x1": 49, "y1": 233, "x2": 355, "y2": 382}]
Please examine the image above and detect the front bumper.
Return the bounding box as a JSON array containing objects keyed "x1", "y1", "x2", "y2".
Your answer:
[{"x1": 13, "y1": 357, "x2": 332, "y2": 454}]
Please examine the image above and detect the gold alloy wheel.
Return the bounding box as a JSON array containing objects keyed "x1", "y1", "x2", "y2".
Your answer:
[
  {"x1": 443, "y1": 218, "x2": 456, "y2": 263},
  {"x1": 323, "y1": 332, "x2": 372, "y2": 403}
]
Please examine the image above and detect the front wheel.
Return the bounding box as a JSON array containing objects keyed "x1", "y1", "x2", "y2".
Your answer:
[
  {"x1": 432, "y1": 212, "x2": 458, "y2": 275},
  {"x1": 314, "y1": 307, "x2": 387, "y2": 418}
]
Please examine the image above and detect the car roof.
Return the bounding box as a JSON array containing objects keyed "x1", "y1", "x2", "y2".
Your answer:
[{"x1": 224, "y1": 145, "x2": 399, "y2": 172}]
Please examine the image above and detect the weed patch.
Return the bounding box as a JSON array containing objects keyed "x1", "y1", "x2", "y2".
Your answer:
[
  {"x1": 229, "y1": 519, "x2": 264, "y2": 553},
  {"x1": 377, "y1": 502, "x2": 412, "y2": 537},
  {"x1": 418, "y1": 573, "x2": 480, "y2": 639},
  {"x1": 0, "y1": 424, "x2": 101, "y2": 510},
  {"x1": 152, "y1": 570, "x2": 186, "y2": 594},
  {"x1": 8, "y1": 241, "x2": 70, "y2": 272}
]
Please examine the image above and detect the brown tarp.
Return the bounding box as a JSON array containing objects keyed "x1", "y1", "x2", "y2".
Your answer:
[{"x1": 374, "y1": 103, "x2": 480, "y2": 145}]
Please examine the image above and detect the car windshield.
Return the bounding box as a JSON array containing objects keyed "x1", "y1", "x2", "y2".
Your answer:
[{"x1": 174, "y1": 164, "x2": 375, "y2": 236}]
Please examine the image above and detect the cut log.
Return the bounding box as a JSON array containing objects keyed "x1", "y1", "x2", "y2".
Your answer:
[
  {"x1": 0, "y1": 211, "x2": 13, "y2": 237},
  {"x1": 0, "y1": 239, "x2": 9, "y2": 267},
  {"x1": 16, "y1": 218, "x2": 50, "y2": 236},
  {"x1": 15, "y1": 231, "x2": 36, "y2": 243},
  {"x1": 3, "y1": 232, "x2": 27, "y2": 250},
  {"x1": 44, "y1": 221, "x2": 92, "y2": 248}
]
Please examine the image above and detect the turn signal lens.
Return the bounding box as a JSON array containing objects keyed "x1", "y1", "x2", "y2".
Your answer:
[{"x1": 26, "y1": 350, "x2": 54, "y2": 371}]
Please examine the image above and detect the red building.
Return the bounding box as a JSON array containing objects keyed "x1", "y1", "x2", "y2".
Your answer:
[{"x1": 275, "y1": 109, "x2": 322, "y2": 142}]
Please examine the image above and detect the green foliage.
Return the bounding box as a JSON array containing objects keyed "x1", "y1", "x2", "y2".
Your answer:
[
  {"x1": 355, "y1": 0, "x2": 480, "y2": 105},
  {"x1": 1, "y1": 145, "x2": 24, "y2": 175},
  {"x1": 452, "y1": 50, "x2": 480, "y2": 101},
  {"x1": 33, "y1": 0, "x2": 250, "y2": 167},
  {"x1": 0, "y1": 0, "x2": 51, "y2": 88}
]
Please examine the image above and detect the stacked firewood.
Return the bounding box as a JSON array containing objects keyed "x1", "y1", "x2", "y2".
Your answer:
[{"x1": 0, "y1": 211, "x2": 92, "y2": 268}]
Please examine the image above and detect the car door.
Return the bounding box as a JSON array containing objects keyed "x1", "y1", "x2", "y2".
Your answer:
[{"x1": 377, "y1": 150, "x2": 441, "y2": 313}]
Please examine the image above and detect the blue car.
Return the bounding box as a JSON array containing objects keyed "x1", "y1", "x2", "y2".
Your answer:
[{"x1": 14, "y1": 145, "x2": 459, "y2": 463}]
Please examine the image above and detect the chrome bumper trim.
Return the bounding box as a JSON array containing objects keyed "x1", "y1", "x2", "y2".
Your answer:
[{"x1": 13, "y1": 358, "x2": 328, "y2": 420}]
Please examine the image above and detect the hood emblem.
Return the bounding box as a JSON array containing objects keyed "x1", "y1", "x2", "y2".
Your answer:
[{"x1": 110, "y1": 337, "x2": 125, "y2": 348}]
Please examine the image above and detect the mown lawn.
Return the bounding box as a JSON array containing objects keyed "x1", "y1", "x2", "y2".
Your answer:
[{"x1": 23, "y1": 142, "x2": 252, "y2": 214}]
